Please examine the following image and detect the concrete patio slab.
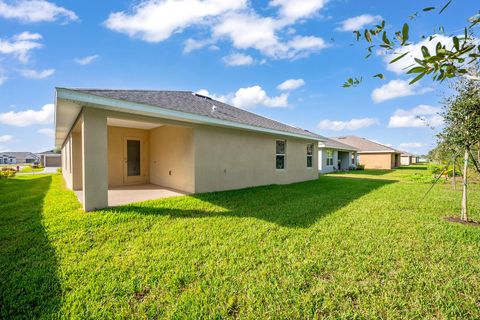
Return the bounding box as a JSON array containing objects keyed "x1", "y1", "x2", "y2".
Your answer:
[{"x1": 75, "y1": 184, "x2": 188, "y2": 207}]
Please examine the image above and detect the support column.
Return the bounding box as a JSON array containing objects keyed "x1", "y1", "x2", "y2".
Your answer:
[
  {"x1": 82, "y1": 108, "x2": 108, "y2": 211},
  {"x1": 72, "y1": 132, "x2": 83, "y2": 190}
]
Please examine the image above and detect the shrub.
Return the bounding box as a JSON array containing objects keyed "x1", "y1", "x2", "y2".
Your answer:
[
  {"x1": 57, "y1": 168, "x2": 62, "y2": 174},
  {"x1": 356, "y1": 164, "x2": 365, "y2": 170},
  {"x1": 409, "y1": 173, "x2": 437, "y2": 184},
  {"x1": 427, "y1": 163, "x2": 445, "y2": 175},
  {"x1": 0, "y1": 167, "x2": 16, "y2": 178}
]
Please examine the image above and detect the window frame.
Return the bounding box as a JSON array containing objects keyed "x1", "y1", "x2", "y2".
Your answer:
[
  {"x1": 326, "y1": 149, "x2": 334, "y2": 166},
  {"x1": 275, "y1": 140, "x2": 286, "y2": 170},
  {"x1": 306, "y1": 143, "x2": 314, "y2": 168}
]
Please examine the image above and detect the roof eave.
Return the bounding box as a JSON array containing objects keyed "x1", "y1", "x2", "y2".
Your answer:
[{"x1": 56, "y1": 88, "x2": 325, "y2": 142}]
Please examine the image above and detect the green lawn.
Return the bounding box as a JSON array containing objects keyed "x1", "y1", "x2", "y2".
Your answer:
[
  {"x1": 1, "y1": 166, "x2": 480, "y2": 319},
  {"x1": 19, "y1": 166, "x2": 44, "y2": 173}
]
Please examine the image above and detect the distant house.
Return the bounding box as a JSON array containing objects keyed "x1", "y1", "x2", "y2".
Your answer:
[
  {"x1": 37, "y1": 150, "x2": 62, "y2": 167},
  {"x1": 331, "y1": 136, "x2": 401, "y2": 170},
  {"x1": 55, "y1": 88, "x2": 325, "y2": 211},
  {"x1": 318, "y1": 138, "x2": 358, "y2": 173},
  {"x1": 400, "y1": 152, "x2": 419, "y2": 165},
  {"x1": 0, "y1": 154, "x2": 16, "y2": 165},
  {"x1": 1, "y1": 152, "x2": 38, "y2": 164}
]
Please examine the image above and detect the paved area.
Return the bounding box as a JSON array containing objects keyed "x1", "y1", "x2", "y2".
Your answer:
[
  {"x1": 16, "y1": 166, "x2": 60, "y2": 175},
  {"x1": 74, "y1": 184, "x2": 188, "y2": 207}
]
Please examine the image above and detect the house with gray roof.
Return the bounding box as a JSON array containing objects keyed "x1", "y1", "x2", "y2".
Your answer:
[
  {"x1": 1, "y1": 152, "x2": 38, "y2": 164},
  {"x1": 55, "y1": 88, "x2": 325, "y2": 211},
  {"x1": 318, "y1": 138, "x2": 358, "y2": 173},
  {"x1": 331, "y1": 136, "x2": 401, "y2": 169},
  {"x1": 400, "y1": 151, "x2": 419, "y2": 165}
]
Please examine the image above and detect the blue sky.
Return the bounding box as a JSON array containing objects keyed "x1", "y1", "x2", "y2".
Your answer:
[{"x1": 0, "y1": 0, "x2": 472, "y2": 154}]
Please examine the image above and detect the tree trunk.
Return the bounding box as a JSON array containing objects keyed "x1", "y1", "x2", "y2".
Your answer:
[
  {"x1": 477, "y1": 141, "x2": 480, "y2": 164},
  {"x1": 461, "y1": 149, "x2": 469, "y2": 221},
  {"x1": 452, "y1": 157, "x2": 456, "y2": 191}
]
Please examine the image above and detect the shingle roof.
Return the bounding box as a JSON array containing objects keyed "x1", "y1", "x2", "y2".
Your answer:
[
  {"x1": 2, "y1": 152, "x2": 38, "y2": 159},
  {"x1": 65, "y1": 89, "x2": 324, "y2": 140},
  {"x1": 331, "y1": 136, "x2": 400, "y2": 153},
  {"x1": 319, "y1": 137, "x2": 358, "y2": 151}
]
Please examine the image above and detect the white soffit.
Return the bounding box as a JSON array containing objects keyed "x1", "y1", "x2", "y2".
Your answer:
[{"x1": 107, "y1": 118, "x2": 162, "y2": 130}]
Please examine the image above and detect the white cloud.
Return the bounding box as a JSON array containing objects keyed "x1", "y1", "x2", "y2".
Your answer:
[
  {"x1": 277, "y1": 78, "x2": 305, "y2": 90},
  {"x1": 105, "y1": 0, "x2": 329, "y2": 60},
  {"x1": 398, "y1": 142, "x2": 423, "y2": 150},
  {"x1": 38, "y1": 127, "x2": 54, "y2": 137},
  {"x1": 0, "y1": 0, "x2": 78, "y2": 23},
  {"x1": 0, "y1": 75, "x2": 6, "y2": 85},
  {"x1": 337, "y1": 14, "x2": 382, "y2": 32},
  {"x1": 222, "y1": 53, "x2": 255, "y2": 66},
  {"x1": 0, "y1": 134, "x2": 13, "y2": 142},
  {"x1": 270, "y1": 0, "x2": 328, "y2": 22},
  {"x1": 388, "y1": 104, "x2": 443, "y2": 128},
  {"x1": 232, "y1": 85, "x2": 289, "y2": 109},
  {"x1": 371, "y1": 79, "x2": 432, "y2": 103},
  {"x1": 195, "y1": 89, "x2": 228, "y2": 103},
  {"x1": 318, "y1": 118, "x2": 379, "y2": 131},
  {"x1": 105, "y1": 0, "x2": 246, "y2": 42},
  {"x1": 379, "y1": 35, "x2": 464, "y2": 75},
  {"x1": 20, "y1": 68, "x2": 54, "y2": 79},
  {"x1": 74, "y1": 54, "x2": 99, "y2": 65},
  {"x1": 0, "y1": 32, "x2": 43, "y2": 63},
  {"x1": 0, "y1": 103, "x2": 54, "y2": 127}
]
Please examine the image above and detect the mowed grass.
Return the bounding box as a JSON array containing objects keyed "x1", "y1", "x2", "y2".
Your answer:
[{"x1": 1, "y1": 165, "x2": 480, "y2": 319}]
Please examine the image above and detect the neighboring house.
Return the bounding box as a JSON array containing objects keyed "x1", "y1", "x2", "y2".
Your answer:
[
  {"x1": 2, "y1": 152, "x2": 38, "y2": 164},
  {"x1": 55, "y1": 88, "x2": 325, "y2": 211},
  {"x1": 400, "y1": 152, "x2": 419, "y2": 165},
  {"x1": 331, "y1": 136, "x2": 401, "y2": 170},
  {"x1": 0, "y1": 154, "x2": 16, "y2": 164},
  {"x1": 318, "y1": 138, "x2": 358, "y2": 173},
  {"x1": 37, "y1": 150, "x2": 62, "y2": 167}
]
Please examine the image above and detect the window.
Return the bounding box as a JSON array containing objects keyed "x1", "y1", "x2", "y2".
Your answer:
[
  {"x1": 306, "y1": 143, "x2": 313, "y2": 168},
  {"x1": 276, "y1": 140, "x2": 286, "y2": 169},
  {"x1": 326, "y1": 150, "x2": 334, "y2": 166},
  {"x1": 351, "y1": 153, "x2": 356, "y2": 165}
]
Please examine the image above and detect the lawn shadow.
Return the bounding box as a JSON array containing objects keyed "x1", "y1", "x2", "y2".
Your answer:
[
  {"x1": 397, "y1": 165, "x2": 428, "y2": 170},
  {"x1": 110, "y1": 176, "x2": 396, "y2": 228},
  {"x1": 0, "y1": 176, "x2": 61, "y2": 319}
]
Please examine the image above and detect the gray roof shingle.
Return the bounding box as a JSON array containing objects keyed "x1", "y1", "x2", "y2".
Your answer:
[
  {"x1": 66, "y1": 89, "x2": 324, "y2": 140},
  {"x1": 319, "y1": 138, "x2": 358, "y2": 151},
  {"x1": 331, "y1": 136, "x2": 400, "y2": 153}
]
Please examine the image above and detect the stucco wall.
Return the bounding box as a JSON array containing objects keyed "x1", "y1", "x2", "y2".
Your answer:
[
  {"x1": 194, "y1": 125, "x2": 318, "y2": 193},
  {"x1": 358, "y1": 153, "x2": 395, "y2": 169},
  {"x1": 400, "y1": 156, "x2": 411, "y2": 166},
  {"x1": 149, "y1": 125, "x2": 195, "y2": 193},
  {"x1": 318, "y1": 148, "x2": 338, "y2": 173},
  {"x1": 61, "y1": 134, "x2": 73, "y2": 189},
  {"x1": 107, "y1": 126, "x2": 150, "y2": 187}
]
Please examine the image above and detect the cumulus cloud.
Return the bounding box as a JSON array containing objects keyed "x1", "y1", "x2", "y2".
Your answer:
[
  {"x1": 74, "y1": 54, "x2": 99, "y2": 65},
  {"x1": 38, "y1": 127, "x2": 54, "y2": 137},
  {"x1": 222, "y1": 53, "x2": 255, "y2": 66},
  {"x1": 0, "y1": 0, "x2": 78, "y2": 23},
  {"x1": 398, "y1": 142, "x2": 423, "y2": 150},
  {"x1": 20, "y1": 68, "x2": 54, "y2": 79},
  {"x1": 105, "y1": 0, "x2": 329, "y2": 60},
  {"x1": 0, "y1": 75, "x2": 7, "y2": 85},
  {"x1": 0, "y1": 134, "x2": 13, "y2": 142},
  {"x1": 231, "y1": 85, "x2": 289, "y2": 109},
  {"x1": 317, "y1": 118, "x2": 379, "y2": 131},
  {"x1": 0, "y1": 103, "x2": 54, "y2": 127},
  {"x1": 388, "y1": 104, "x2": 443, "y2": 128},
  {"x1": 0, "y1": 32, "x2": 43, "y2": 63},
  {"x1": 337, "y1": 14, "x2": 382, "y2": 32},
  {"x1": 277, "y1": 78, "x2": 305, "y2": 90},
  {"x1": 371, "y1": 79, "x2": 432, "y2": 103}
]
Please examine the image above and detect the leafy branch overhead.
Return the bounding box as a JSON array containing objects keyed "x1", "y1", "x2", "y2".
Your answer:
[{"x1": 344, "y1": 0, "x2": 480, "y2": 87}]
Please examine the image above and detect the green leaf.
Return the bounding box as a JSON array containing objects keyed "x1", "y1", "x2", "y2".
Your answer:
[
  {"x1": 373, "y1": 73, "x2": 385, "y2": 79},
  {"x1": 453, "y1": 36, "x2": 460, "y2": 51},
  {"x1": 407, "y1": 66, "x2": 426, "y2": 74},
  {"x1": 423, "y1": 7, "x2": 435, "y2": 11},
  {"x1": 353, "y1": 30, "x2": 361, "y2": 41},
  {"x1": 389, "y1": 51, "x2": 409, "y2": 64},
  {"x1": 439, "y1": 0, "x2": 452, "y2": 14},
  {"x1": 409, "y1": 71, "x2": 427, "y2": 84},
  {"x1": 401, "y1": 23, "x2": 409, "y2": 45},
  {"x1": 364, "y1": 29, "x2": 372, "y2": 43},
  {"x1": 382, "y1": 31, "x2": 390, "y2": 46},
  {"x1": 421, "y1": 46, "x2": 431, "y2": 58}
]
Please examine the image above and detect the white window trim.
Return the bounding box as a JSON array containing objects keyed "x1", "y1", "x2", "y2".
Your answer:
[
  {"x1": 276, "y1": 140, "x2": 286, "y2": 170},
  {"x1": 306, "y1": 143, "x2": 314, "y2": 169},
  {"x1": 326, "y1": 149, "x2": 334, "y2": 167}
]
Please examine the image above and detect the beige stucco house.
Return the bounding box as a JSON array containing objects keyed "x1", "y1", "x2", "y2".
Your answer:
[
  {"x1": 55, "y1": 88, "x2": 324, "y2": 211},
  {"x1": 331, "y1": 136, "x2": 401, "y2": 170},
  {"x1": 318, "y1": 138, "x2": 358, "y2": 173},
  {"x1": 400, "y1": 152, "x2": 419, "y2": 165}
]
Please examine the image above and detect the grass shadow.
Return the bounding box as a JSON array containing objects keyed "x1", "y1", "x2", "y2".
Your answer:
[
  {"x1": 0, "y1": 176, "x2": 61, "y2": 319},
  {"x1": 110, "y1": 176, "x2": 396, "y2": 228},
  {"x1": 397, "y1": 165, "x2": 428, "y2": 170}
]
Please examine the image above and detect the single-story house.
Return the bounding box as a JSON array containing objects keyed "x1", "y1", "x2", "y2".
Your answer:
[
  {"x1": 318, "y1": 138, "x2": 358, "y2": 173},
  {"x1": 1, "y1": 152, "x2": 38, "y2": 164},
  {"x1": 55, "y1": 88, "x2": 325, "y2": 211},
  {"x1": 331, "y1": 136, "x2": 401, "y2": 170},
  {"x1": 0, "y1": 154, "x2": 16, "y2": 164},
  {"x1": 37, "y1": 150, "x2": 62, "y2": 167},
  {"x1": 400, "y1": 152, "x2": 419, "y2": 165}
]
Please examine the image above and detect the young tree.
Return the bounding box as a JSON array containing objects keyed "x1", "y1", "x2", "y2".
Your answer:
[{"x1": 439, "y1": 74, "x2": 480, "y2": 221}]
